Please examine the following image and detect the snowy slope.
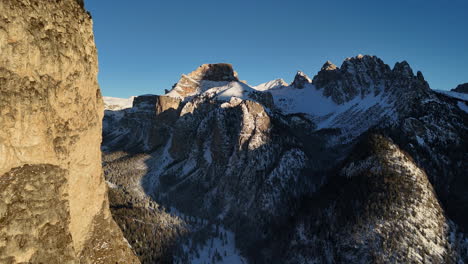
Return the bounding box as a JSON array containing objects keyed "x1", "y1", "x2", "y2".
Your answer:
[
  {"x1": 434, "y1": 89, "x2": 468, "y2": 101},
  {"x1": 267, "y1": 82, "x2": 396, "y2": 144},
  {"x1": 253, "y1": 79, "x2": 288, "y2": 91}
]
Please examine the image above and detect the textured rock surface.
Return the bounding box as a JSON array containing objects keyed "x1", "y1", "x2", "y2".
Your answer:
[
  {"x1": 0, "y1": 0, "x2": 138, "y2": 262},
  {"x1": 290, "y1": 71, "x2": 312, "y2": 89},
  {"x1": 167, "y1": 63, "x2": 239, "y2": 98},
  {"x1": 285, "y1": 135, "x2": 462, "y2": 263},
  {"x1": 103, "y1": 95, "x2": 182, "y2": 152},
  {"x1": 311, "y1": 55, "x2": 433, "y2": 105}
]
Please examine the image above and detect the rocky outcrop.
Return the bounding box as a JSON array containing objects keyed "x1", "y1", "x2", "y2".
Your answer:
[
  {"x1": 285, "y1": 135, "x2": 463, "y2": 263},
  {"x1": 0, "y1": 0, "x2": 138, "y2": 262},
  {"x1": 168, "y1": 63, "x2": 239, "y2": 98},
  {"x1": 133, "y1": 94, "x2": 181, "y2": 118},
  {"x1": 312, "y1": 55, "x2": 432, "y2": 106},
  {"x1": 290, "y1": 71, "x2": 312, "y2": 89},
  {"x1": 452, "y1": 83, "x2": 468, "y2": 94},
  {"x1": 188, "y1": 63, "x2": 239, "y2": 82},
  {"x1": 103, "y1": 95, "x2": 182, "y2": 152}
]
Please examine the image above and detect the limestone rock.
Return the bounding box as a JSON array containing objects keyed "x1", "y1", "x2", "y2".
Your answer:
[
  {"x1": 103, "y1": 95, "x2": 182, "y2": 152},
  {"x1": 312, "y1": 54, "x2": 432, "y2": 106},
  {"x1": 189, "y1": 63, "x2": 239, "y2": 82},
  {"x1": 0, "y1": 0, "x2": 139, "y2": 262},
  {"x1": 167, "y1": 63, "x2": 239, "y2": 98}
]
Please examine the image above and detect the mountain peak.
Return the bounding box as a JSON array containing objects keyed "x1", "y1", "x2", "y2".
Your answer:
[
  {"x1": 188, "y1": 63, "x2": 239, "y2": 82},
  {"x1": 167, "y1": 63, "x2": 240, "y2": 98},
  {"x1": 393, "y1": 61, "x2": 414, "y2": 77},
  {"x1": 321, "y1": 60, "x2": 337, "y2": 71},
  {"x1": 290, "y1": 71, "x2": 312, "y2": 89}
]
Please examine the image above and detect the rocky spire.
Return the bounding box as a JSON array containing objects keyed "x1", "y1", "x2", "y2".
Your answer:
[
  {"x1": 290, "y1": 71, "x2": 312, "y2": 89},
  {"x1": 0, "y1": 0, "x2": 139, "y2": 262},
  {"x1": 321, "y1": 60, "x2": 338, "y2": 71},
  {"x1": 393, "y1": 61, "x2": 414, "y2": 77},
  {"x1": 312, "y1": 55, "x2": 432, "y2": 104},
  {"x1": 187, "y1": 63, "x2": 239, "y2": 82}
]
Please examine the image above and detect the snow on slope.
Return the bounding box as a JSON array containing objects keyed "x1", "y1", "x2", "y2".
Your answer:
[
  {"x1": 457, "y1": 101, "x2": 468, "y2": 114},
  {"x1": 434, "y1": 90, "x2": 468, "y2": 101},
  {"x1": 103, "y1": 96, "x2": 135, "y2": 110},
  {"x1": 269, "y1": 83, "x2": 395, "y2": 130},
  {"x1": 253, "y1": 79, "x2": 288, "y2": 91},
  {"x1": 209, "y1": 82, "x2": 257, "y2": 101},
  {"x1": 167, "y1": 78, "x2": 266, "y2": 105},
  {"x1": 166, "y1": 77, "x2": 258, "y2": 102}
]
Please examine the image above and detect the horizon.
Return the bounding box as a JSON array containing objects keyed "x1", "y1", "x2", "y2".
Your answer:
[{"x1": 86, "y1": 0, "x2": 468, "y2": 98}]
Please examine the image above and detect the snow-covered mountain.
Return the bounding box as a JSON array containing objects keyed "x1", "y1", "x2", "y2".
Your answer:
[{"x1": 102, "y1": 56, "x2": 468, "y2": 264}]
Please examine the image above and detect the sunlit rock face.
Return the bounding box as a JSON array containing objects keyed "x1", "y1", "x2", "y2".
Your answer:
[
  {"x1": 167, "y1": 63, "x2": 240, "y2": 98},
  {"x1": 290, "y1": 71, "x2": 312, "y2": 89},
  {"x1": 0, "y1": 0, "x2": 138, "y2": 262}
]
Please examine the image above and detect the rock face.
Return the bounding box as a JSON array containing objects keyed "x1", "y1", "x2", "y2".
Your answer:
[
  {"x1": 103, "y1": 95, "x2": 182, "y2": 152},
  {"x1": 452, "y1": 83, "x2": 468, "y2": 94},
  {"x1": 312, "y1": 55, "x2": 431, "y2": 105},
  {"x1": 290, "y1": 71, "x2": 312, "y2": 89},
  {"x1": 0, "y1": 0, "x2": 138, "y2": 262},
  {"x1": 167, "y1": 63, "x2": 239, "y2": 98}
]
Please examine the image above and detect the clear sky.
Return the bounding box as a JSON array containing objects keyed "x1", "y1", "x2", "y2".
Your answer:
[{"x1": 85, "y1": 0, "x2": 468, "y2": 98}]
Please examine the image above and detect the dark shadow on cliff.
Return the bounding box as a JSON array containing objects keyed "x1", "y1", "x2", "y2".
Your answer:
[{"x1": 102, "y1": 95, "x2": 362, "y2": 263}]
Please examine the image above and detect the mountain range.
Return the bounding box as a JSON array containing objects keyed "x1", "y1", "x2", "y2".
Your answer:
[{"x1": 102, "y1": 56, "x2": 468, "y2": 263}]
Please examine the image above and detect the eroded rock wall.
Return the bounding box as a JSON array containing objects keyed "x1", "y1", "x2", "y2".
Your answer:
[{"x1": 0, "y1": 0, "x2": 138, "y2": 262}]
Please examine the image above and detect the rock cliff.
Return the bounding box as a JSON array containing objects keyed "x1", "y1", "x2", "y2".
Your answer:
[
  {"x1": 0, "y1": 0, "x2": 139, "y2": 262},
  {"x1": 166, "y1": 63, "x2": 240, "y2": 98}
]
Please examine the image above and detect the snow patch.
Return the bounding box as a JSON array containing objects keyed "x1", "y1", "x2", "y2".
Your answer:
[
  {"x1": 253, "y1": 79, "x2": 288, "y2": 91},
  {"x1": 457, "y1": 101, "x2": 468, "y2": 113},
  {"x1": 103, "y1": 96, "x2": 135, "y2": 110},
  {"x1": 434, "y1": 90, "x2": 468, "y2": 101}
]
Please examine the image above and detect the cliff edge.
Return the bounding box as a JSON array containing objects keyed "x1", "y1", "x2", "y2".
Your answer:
[{"x1": 0, "y1": 0, "x2": 139, "y2": 262}]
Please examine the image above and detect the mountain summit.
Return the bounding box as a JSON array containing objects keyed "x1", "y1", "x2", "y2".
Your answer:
[
  {"x1": 290, "y1": 71, "x2": 313, "y2": 89},
  {"x1": 166, "y1": 63, "x2": 240, "y2": 98},
  {"x1": 0, "y1": 0, "x2": 138, "y2": 262}
]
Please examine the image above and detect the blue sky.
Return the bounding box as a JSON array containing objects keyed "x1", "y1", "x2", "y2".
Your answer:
[{"x1": 86, "y1": 0, "x2": 468, "y2": 98}]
